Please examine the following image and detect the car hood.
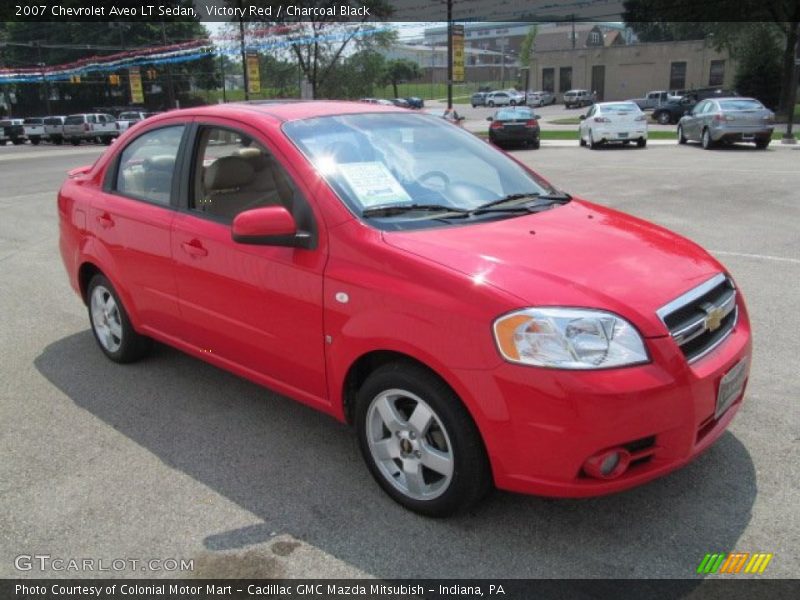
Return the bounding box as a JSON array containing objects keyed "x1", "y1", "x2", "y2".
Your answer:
[{"x1": 382, "y1": 200, "x2": 724, "y2": 337}]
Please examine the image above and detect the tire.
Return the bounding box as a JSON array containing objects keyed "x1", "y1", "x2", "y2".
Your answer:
[
  {"x1": 70, "y1": 138, "x2": 80, "y2": 146},
  {"x1": 510, "y1": 100, "x2": 516, "y2": 106},
  {"x1": 530, "y1": 138, "x2": 540, "y2": 150},
  {"x1": 755, "y1": 138, "x2": 770, "y2": 150},
  {"x1": 579, "y1": 135, "x2": 587, "y2": 147},
  {"x1": 87, "y1": 274, "x2": 152, "y2": 364},
  {"x1": 54, "y1": 138, "x2": 64, "y2": 145},
  {"x1": 30, "y1": 137, "x2": 41, "y2": 146},
  {"x1": 12, "y1": 138, "x2": 23, "y2": 145},
  {"x1": 487, "y1": 101, "x2": 495, "y2": 107},
  {"x1": 677, "y1": 125, "x2": 687, "y2": 145},
  {"x1": 471, "y1": 104, "x2": 477, "y2": 109},
  {"x1": 102, "y1": 137, "x2": 113, "y2": 145},
  {"x1": 701, "y1": 128, "x2": 714, "y2": 150},
  {"x1": 355, "y1": 361, "x2": 491, "y2": 517},
  {"x1": 588, "y1": 130, "x2": 599, "y2": 150},
  {"x1": 637, "y1": 138, "x2": 647, "y2": 148},
  {"x1": 656, "y1": 112, "x2": 671, "y2": 125}
]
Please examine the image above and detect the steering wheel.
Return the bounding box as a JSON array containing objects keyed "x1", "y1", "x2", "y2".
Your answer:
[{"x1": 418, "y1": 170, "x2": 451, "y2": 192}]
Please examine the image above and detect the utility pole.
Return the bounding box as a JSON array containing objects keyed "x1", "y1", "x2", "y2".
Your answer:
[
  {"x1": 160, "y1": 22, "x2": 177, "y2": 109},
  {"x1": 219, "y1": 54, "x2": 227, "y2": 103},
  {"x1": 35, "y1": 43, "x2": 52, "y2": 116},
  {"x1": 446, "y1": 0, "x2": 453, "y2": 109},
  {"x1": 782, "y1": 23, "x2": 799, "y2": 145},
  {"x1": 238, "y1": 0, "x2": 250, "y2": 101}
]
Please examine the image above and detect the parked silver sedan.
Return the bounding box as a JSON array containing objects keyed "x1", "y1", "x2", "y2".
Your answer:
[{"x1": 677, "y1": 97, "x2": 774, "y2": 149}]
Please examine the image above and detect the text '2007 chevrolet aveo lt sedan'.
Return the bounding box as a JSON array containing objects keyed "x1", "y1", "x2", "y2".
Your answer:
[{"x1": 58, "y1": 101, "x2": 751, "y2": 516}]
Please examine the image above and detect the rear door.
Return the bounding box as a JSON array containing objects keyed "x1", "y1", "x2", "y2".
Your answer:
[{"x1": 91, "y1": 121, "x2": 188, "y2": 335}]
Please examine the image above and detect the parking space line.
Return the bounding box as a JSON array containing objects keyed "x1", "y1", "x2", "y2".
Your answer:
[{"x1": 711, "y1": 250, "x2": 800, "y2": 265}]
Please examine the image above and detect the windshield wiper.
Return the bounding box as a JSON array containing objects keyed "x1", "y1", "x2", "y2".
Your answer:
[
  {"x1": 471, "y1": 192, "x2": 571, "y2": 215},
  {"x1": 361, "y1": 203, "x2": 469, "y2": 218}
]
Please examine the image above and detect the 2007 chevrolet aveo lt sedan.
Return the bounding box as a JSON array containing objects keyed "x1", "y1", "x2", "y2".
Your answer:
[{"x1": 59, "y1": 101, "x2": 751, "y2": 516}]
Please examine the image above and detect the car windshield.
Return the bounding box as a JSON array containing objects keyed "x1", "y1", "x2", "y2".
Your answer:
[
  {"x1": 719, "y1": 99, "x2": 764, "y2": 111},
  {"x1": 283, "y1": 112, "x2": 557, "y2": 230}
]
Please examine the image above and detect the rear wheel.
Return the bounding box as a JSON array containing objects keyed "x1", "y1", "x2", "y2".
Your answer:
[
  {"x1": 588, "y1": 130, "x2": 599, "y2": 150},
  {"x1": 30, "y1": 137, "x2": 41, "y2": 146},
  {"x1": 87, "y1": 274, "x2": 152, "y2": 363},
  {"x1": 355, "y1": 362, "x2": 491, "y2": 517},
  {"x1": 755, "y1": 138, "x2": 770, "y2": 150},
  {"x1": 510, "y1": 100, "x2": 517, "y2": 106},
  {"x1": 579, "y1": 134, "x2": 587, "y2": 147},
  {"x1": 701, "y1": 128, "x2": 714, "y2": 150},
  {"x1": 677, "y1": 125, "x2": 687, "y2": 144},
  {"x1": 487, "y1": 101, "x2": 495, "y2": 107},
  {"x1": 637, "y1": 138, "x2": 647, "y2": 148},
  {"x1": 657, "y1": 112, "x2": 671, "y2": 125},
  {"x1": 530, "y1": 138, "x2": 540, "y2": 150},
  {"x1": 11, "y1": 138, "x2": 23, "y2": 145}
]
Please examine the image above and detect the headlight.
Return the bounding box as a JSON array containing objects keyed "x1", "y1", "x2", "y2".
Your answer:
[{"x1": 493, "y1": 308, "x2": 649, "y2": 369}]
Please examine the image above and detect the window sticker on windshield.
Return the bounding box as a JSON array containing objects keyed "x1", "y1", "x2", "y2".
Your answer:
[{"x1": 337, "y1": 162, "x2": 412, "y2": 207}]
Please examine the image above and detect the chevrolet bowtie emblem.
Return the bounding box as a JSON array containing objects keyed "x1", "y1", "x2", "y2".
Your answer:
[{"x1": 704, "y1": 306, "x2": 725, "y2": 332}]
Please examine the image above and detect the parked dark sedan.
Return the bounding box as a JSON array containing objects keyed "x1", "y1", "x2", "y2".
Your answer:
[
  {"x1": 652, "y1": 97, "x2": 696, "y2": 124},
  {"x1": 487, "y1": 107, "x2": 541, "y2": 149}
]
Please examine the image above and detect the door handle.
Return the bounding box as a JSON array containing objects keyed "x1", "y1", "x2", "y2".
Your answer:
[
  {"x1": 181, "y1": 239, "x2": 208, "y2": 258},
  {"x1": 96, "y1": 213, "x2": 114, "y2": 228}
]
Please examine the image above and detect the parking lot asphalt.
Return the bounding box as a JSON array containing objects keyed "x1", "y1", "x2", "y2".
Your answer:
[{"x1": 1, "y1": 141, "x2": 798, "y2": 581}]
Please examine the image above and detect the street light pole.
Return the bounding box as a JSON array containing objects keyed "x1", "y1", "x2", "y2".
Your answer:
[
  {"x1": 446, "y1": 0, "x2": 453, "y2": 109},
  {"x1": 35, "y1": 43, "x2": 52, "y2": 116},
  {"x1": 160, "y1": 22, "x2": 177, "y2": 109}
]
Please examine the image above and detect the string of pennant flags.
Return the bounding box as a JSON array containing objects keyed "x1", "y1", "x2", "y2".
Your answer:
[{"x1": 0, "y1": 24, "x2": 395, "y2": 85}]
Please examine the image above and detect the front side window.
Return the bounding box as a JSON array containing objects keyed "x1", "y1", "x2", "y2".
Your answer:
[
  {"x1": 191, "y1": 127, "x2": 300, "y2": 223},
  {"x1": 283, "y1": 113, "x2": 559, "y2": 231},
  {"x1": 115, "y1": 125, "x2": 185, "y2": 205}
]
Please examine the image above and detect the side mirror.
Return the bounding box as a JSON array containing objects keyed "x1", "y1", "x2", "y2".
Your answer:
[
  {"x1": 486, "y1": 116, "x2": 493, "y2": 121},
  {"x1": 231, "y1": 206, "x2": 312, "y2": 249},
  {"x1": 579, "y1": 115, "x2": 586, "y2": 120}
]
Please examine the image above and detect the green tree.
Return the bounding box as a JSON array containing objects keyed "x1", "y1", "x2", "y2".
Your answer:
[
  {"x1": 519, "y1": 24, "x2": 538, "y2": 91},
  {"x1": 230, "y1": 1, "x2": 394, "y2": 98},
  {"x1": 382, "y1": 58, "x2": 421, "y2": 98},
  {"x1": 734, "y1": 25, "x2": 784, "y2": 108}
]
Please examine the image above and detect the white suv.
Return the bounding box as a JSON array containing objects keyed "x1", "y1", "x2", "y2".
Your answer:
[{"x1": 563, "y1": 89, "x2": 594, "y2": 109}]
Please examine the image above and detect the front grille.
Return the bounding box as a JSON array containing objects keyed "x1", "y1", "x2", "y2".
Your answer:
[{"x1": 657, "y1": 274, "x2": 737, "y2": 363}]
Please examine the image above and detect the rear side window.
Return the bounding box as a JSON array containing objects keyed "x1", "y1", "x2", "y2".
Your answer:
[
  {"x1": 65, "y1": 116, "x2": 84, "y2": 125},
  {"x1": 115, "y1": 125, "x2": 185, "y2": 205}
]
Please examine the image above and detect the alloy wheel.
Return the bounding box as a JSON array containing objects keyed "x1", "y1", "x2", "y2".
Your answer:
[{"x1": 90, "y1": 285, "x2": 123, "y2": 353}]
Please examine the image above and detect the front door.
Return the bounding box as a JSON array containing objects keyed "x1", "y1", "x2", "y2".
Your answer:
[{"x1": 170, "y1": 121, "x2": 328, "y2": 406}]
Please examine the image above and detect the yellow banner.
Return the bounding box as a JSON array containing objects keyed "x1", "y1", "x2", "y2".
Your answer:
[
  {"x1": 452, "y1": 24, "x2": 465, "y2": 83},
  {"x1": 246, "y1": 53, "x2": 260, "y2": 95},
  {"x1": 129, "y1": 67, "x2": 144, "y2": 104}
]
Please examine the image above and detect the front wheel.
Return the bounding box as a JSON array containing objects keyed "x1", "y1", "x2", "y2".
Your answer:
[
  {"x1": 487, "y1": 101, "x2": 495, "y2": 107},
  {"x1": 637, "y1": 138, "x2": 647, "y2": 148},
  {"x1": 355, "y1": 362, "x2": 491, "y2": 517},
  {"x1": 755, "y1": 138, "x2": 770, "y2": 150},
  {"x1": 656, "y1": 112, "x2": 671, "y2": 125},
  {"x1": 87, "y1": 274, "x2": 152, "y2": 363}
]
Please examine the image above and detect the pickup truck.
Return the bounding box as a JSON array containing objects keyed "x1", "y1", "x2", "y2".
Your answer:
[
  {"x1": 0, "y1": 119, "x2": 26, "y2": 145},
  {"x1": 23, "y1": 117, "x2": 46, "y2": 145},
  {"x1": 630, "y1": 91, "x2": 682, "y2": 111},
  {"x1": 63, "y1": 113, "x2": 119, "y2": 145},
  {"x1": 117, "y1": 111, "x2": 155, "y2": 131},
  {"x1": 43, "y1": 116, "x2": 67, "y2": 144}
]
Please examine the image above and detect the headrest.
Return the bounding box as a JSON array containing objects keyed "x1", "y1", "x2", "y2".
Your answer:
[
  {"x1": 236, "y1": 147, "x2": 271, "y2": 172},
  {"x1": 204, "y1": 156, "x2": 255, "y2": 190},
  {"x1": 144, "y1": 155, "x2": 176, "y2": 172}
]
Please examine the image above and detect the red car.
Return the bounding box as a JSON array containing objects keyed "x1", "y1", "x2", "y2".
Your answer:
[{"x1": 58, "y1": 101, "x2": 751, "y2": 516}]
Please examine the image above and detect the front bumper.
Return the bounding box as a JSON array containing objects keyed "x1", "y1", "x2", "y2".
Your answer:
[{"x1": 451, "y1": 302, "x2": 752, "y2": 497}]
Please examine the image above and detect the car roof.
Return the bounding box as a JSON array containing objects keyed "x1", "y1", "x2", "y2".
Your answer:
[
  {"x1": 596, "y1": 101, "x2": 639, "y2": 107},
  {"x1": 154, "y1": 100, "x2": 406, "y2": 124}
]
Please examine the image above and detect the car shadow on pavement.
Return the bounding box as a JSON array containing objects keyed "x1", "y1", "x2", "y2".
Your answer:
[{"x1": 35, "y1": 331, "x2": 757, "y2": 580}]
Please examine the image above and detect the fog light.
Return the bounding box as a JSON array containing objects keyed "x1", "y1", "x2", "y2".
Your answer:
[{"x1": 583, "y1": 448, "x2": 631, "y2": 480}]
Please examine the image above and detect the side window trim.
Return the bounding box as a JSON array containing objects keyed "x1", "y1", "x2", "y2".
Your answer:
[{"x1": 103, "y1": 123, "x2": 192, "y2": 209}]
